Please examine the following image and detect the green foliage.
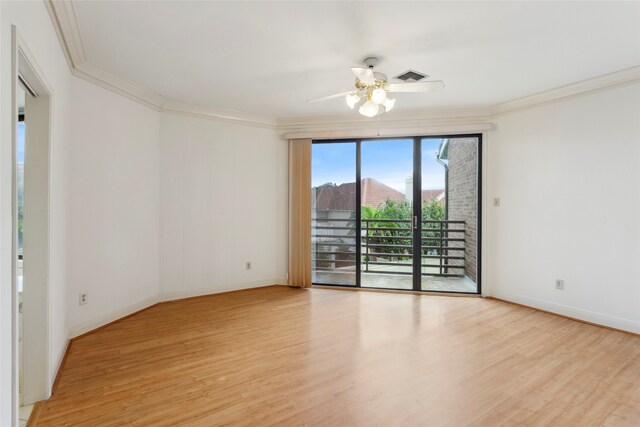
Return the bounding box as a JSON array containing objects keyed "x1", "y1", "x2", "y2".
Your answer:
[
  {"x1": 422, "y1": 198, "x2": 444, "y2": 221},
  {"x1": 421, "y1": 198, "x2": 445, "y2": 251},
  {"x1": 316, "y1": 182, "x2": 337, "y2": 189},
  {"x1": 361, "y1": 200, "x2": 411, "y2": 261},
  {"x1": 351, "y1": 197, "x2": 446, "y2": 261}
]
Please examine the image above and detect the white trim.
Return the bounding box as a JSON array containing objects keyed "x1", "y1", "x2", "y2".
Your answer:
[
  {"x1": 278, "y1": 107, "x2": 492, "y2": 131},
  {"x1": 44, "y1": 0, "x2": 640, "y2": 130},
  {"x1": 45, "y1": 0, "x2": 163, "y2": 110},
  {"x1": 70, "y1": 283, "x2": 640, "y2": 340},
  {"x1": 50, "y1": 339, "x2": 69, "y2": 393},
  {"x1": 9, "y1": 26, "x2": 20, "y2": 427},
  {"x1": 11, "y1": 29, "x2": 56, "y2": 417},
  {"x1": 283, "y1": 123, "x2": 493, "y2": 140},
  {"x1": 480, "y1": 132, "x2": 491, "y2": 298},
  {"x1": 68, "y1": 279, "x2": 286, "y2": 339},
  {"x1": 492, "y1": 291, "x2": 640, "y2": 335},
  {"x1": 279, "y1": 108, "x2": 493, "y2": 138},
  {"x1": 68, "y1": 295, "x2": 161, "y2": 339},
  {"x1": 44, "y1": 0, "x2": 279, "y2": 127},
  {"x1": 161, "y1": 101, "x2": 277, "y2": 129},
  {"x1": 74, "y1": 61, "x2": 164, "y2": 110},
  {"x1": 158, "y1": 278, "x2": 286, "y2": 302},
  {"x1": 491, "y1": 66, "x2": 640, "y2": 117},
  {"x1": 44, "y1": 0, "x2": 86, "y2": 69}
]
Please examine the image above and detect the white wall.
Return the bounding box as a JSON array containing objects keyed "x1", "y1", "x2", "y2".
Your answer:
[
  {"x1": 66, "y1": 79, "x2": 160, "y2": 335},
  {"x1": 0, "y1": 2, "x2": 162, "y2": 424},
  {"x1": 159, "y1": 114, "x2": 287, "y2": 298},
  {"x1": 486, "y1": 83, "x2": 640, "y2": 333},
  {"x1": 1, "y1": 5, "x2": 287, "y2": 421}
]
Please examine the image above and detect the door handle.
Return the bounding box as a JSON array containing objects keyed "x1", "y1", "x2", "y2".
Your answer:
[{"x1": 413, "y1": 216, "x2": 418, "y2": 229}]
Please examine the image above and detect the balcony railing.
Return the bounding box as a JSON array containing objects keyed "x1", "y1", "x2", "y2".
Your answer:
[{"x1": 312, "y1": 218, "x2": 466, "y2": 278}]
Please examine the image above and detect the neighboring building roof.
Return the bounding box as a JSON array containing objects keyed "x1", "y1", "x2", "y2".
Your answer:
[
  {"x1": 361, "y1": 178, "x2": 406, "y2": 208},
  {"x1": 314, "y1": 178, "x2": 406, "y2": 211},
  {"x1": 314, "y1": 182, "x2": 357, "y2": 211},
  {"x1": 314, "y1": 179, "x2": 446, "y2": 211},
  {"x1": 422, "y1": 189, "x2": 445, "y2": 205}
]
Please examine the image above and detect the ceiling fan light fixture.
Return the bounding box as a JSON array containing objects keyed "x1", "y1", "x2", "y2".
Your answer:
[
  {"x1": 345, "y1": 93, "x2": 360, "y2": 109},
  {"x1": 359, "y1": 99, "x2": 379, "y2": 117},
  {"x1": 371, "y1": 88, "x2": 387, "y2": 105},
  {"x1": 307, "y1": 57, "x2": 445, "y2": 119},
  {"x1": 383, "y1": 97, "x2": 395, "y2": 112}
]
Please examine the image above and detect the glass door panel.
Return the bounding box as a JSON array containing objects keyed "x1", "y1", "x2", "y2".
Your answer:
[
  {"x1": 360, "y1": 139, "x2": 414, "y2": 290},
  {"x1": 311, "y1": 136, "x2": 481, "y2": 294},
  {"x1": 421, "y1": 137, "x2": 479, "y2": 293},
  {"x1": 312, "y1": 142, "x2": 357, "y2": 286}
]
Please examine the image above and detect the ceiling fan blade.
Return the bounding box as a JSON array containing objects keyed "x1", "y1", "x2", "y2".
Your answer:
[
  {"x1": 307, "y1": 91, "x2": 352, "y2": 103},
  {"x1": 351, "y1": 67, "x2": 376, "y2": 85},
  {"x1": 387, "y1": 81, "x2": 445, "y2": 93}
]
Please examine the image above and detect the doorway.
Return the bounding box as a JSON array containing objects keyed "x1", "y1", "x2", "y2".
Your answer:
[
  {"x1": 12, "y1": 40, "x2": 53, "y2": 422},
  {"x1": 311, "y1": 135, "x2": 481, "y2": 294}
]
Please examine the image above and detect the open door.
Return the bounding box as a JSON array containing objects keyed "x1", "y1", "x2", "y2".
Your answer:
[{"x1": 13, "y1": 40, "x2": 52, "y2": 417}]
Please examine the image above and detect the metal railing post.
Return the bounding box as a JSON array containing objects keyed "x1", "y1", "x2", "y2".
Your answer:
[
  {"x1": 365, "y1": 220, "x2": 369, "y2": 272},
  {"x1": 437, "y1": 221, "x2": 442, "y2": 276}
]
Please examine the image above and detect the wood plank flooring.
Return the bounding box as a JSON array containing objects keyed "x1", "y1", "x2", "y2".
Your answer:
[{"x1": 36, "y1": 286, "x2": 640, "y2": 426}]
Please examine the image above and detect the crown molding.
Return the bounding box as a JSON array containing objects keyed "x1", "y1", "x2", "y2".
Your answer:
[
  {"x1": 46, "y1": 0, "x2": 163, "y2": 110},
  {"x1": 161, "y1": 101, "x2": 277, "y2": 129},
  {"x1": 277, "y1": 107, "x2": 492, "y2": 135},
  {"x1": 45, "y1": 0, "x2": 640, "y2": 132},
  {"x1": 490, "y1": 65, "x2": 640, "y2": 117},
  {"x1": 283, "y1": 123, "x2": 494, "y2": 141},
  {"x1": 44, "y1": 0, "x2": 276, "y2": 127},
  {"x1": 279, "y1": 67, "x2": 640, "y2": 134},
  {"x1": 45, "y1": 0, "x2": 86, "y2": 68},
  {"x1": 74, "y1": 61, "x2": 165, "y2": 110}
]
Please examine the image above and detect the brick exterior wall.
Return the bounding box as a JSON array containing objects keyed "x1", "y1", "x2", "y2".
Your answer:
[{"x1": 446, "y1": 138, "x2": 478, "y2": 282}]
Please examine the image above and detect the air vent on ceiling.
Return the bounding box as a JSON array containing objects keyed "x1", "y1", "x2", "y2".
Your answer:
[{"x1": 394, "y1": 70, "x2": 428, "y2": 82}]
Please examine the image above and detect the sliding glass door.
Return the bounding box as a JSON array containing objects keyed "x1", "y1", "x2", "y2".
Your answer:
[
  {"x1": 360, "y1": 138, "x2": 414, "y2": 290},
  {"x1": 311, "y1": 135, "x2": 481, "y2": 294},
  {"x1": 420, "y1": 137, "x2": 480, "y2": 293},
  {"x1": 311, "y1": 142, "x2": 357, "y2": 286}
]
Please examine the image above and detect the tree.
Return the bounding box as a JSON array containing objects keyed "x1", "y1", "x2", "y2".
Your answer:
[
  {"x1": 422, "y1": 198, "x2": 445, "y2": 254},
  {"x1": 353, "y1": 198, "x2": 446, "y2": 260},
  {"x1": 422, "y1": 198, "x2": 444, "y2": 221},
  {"x1": 316, "y1": 182, "x2": 337, "y2": 189},
  {"x1": 351, "y1": 199, "x2": 412, "y2": 260}
]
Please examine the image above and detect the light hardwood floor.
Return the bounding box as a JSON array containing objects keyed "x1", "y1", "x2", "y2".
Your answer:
[{"x1": 34, "y1": 286, "x2": 640, "y2": 426}]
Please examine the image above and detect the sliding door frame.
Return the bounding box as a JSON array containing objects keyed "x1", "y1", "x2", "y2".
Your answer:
[
  {"x1": 412, "y1": 137, "x2": 422, "y2": 291},
  {"x1": 312, "y1": 133, "x2": 482, "y2": 295}
]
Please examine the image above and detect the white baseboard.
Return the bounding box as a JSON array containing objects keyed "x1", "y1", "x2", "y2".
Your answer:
[
  {"x1": 68, "y1": 278, "x2": 287, "y2": 339},
  {"x1": 48, "y1": 338, "x2": 70, "y2": 396},
  {"x1": 69, "y1": 294, "x2": 161, "y2": 339},
  {"x1": 492, "y1": 291, "x2": 640, "y2": 334},
  {"x1": 158, "y1": 278, "x2": 286, "y2": 302}
]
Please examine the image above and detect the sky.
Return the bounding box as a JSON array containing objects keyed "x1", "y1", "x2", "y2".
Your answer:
[
  {"x1": 312, "y1": 138, "x2": 445, "y2": 193},
  {"x1": 17, "y1": 122, "x2": 25, "y2": 163}
]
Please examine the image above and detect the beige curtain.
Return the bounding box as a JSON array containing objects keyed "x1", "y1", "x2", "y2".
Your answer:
[{"x1": 288, "y1": 139, "x2": 312, "y2": 288}]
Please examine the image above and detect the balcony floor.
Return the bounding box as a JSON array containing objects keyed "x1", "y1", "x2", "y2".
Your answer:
[{"x1": 313, "y1": 270, "x2": 477, "y2": 293}]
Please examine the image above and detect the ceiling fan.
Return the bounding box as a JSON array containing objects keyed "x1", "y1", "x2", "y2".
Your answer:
[{"x1": 308, "y1": 57, "x2": 444, "y2": 117}]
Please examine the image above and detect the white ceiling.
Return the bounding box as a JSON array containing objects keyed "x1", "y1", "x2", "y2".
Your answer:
[{"x1": 74, "y1": 1, "x2": 640, "y2": 119}]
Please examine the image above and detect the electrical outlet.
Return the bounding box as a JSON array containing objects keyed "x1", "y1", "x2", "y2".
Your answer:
[
  {"x1": 246, "y1": 262, "x2": 252, "y2": 270},
  {"x1": 493, "y1": 198, "x2": 501, "y2": 207},
  {"x1": 79, "y1": 292, "x2": 88, "y2": 305},
  {"x1": 555, "y1": 279, "x2": 564, "y2": 290}
]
